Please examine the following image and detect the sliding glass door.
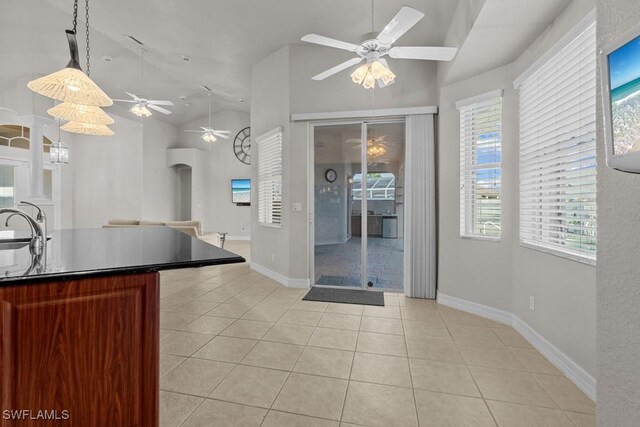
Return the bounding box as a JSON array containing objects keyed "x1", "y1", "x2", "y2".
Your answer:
[{"x1": 312, "y1": 120, "x2": 405, "y2": 291}]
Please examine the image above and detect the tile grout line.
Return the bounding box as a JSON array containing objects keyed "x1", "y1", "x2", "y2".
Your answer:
[{"x1": 338, "y1": 312, "x2": 362, "y2": 425}]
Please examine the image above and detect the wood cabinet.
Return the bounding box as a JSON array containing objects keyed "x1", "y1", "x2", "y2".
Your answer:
[
  {"x1": 351, "y1": 215, "x2": 383, "y2": 237},
  {"x1": 0, "y1": 272, "x2": 159, "y2": 426}
]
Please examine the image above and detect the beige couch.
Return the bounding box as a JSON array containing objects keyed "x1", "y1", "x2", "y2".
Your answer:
[{"x1": 103, "y1": 219, "x2": 203, "y2": 238}]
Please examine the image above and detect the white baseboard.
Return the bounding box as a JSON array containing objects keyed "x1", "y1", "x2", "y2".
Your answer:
[
  {"x1": 437, "y1": 293, "x2": 596, "y2": 402},
  {"x1": 437, "y1": 293, "x2": 513, "y2": 326},
  {"x1": 249, "y1": 262, "x2": 310, "y2": 289}
]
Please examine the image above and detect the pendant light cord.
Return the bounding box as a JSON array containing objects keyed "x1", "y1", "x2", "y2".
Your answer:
[{"x1": 85, "y1": 0, "x2": 90, "y2": 76}]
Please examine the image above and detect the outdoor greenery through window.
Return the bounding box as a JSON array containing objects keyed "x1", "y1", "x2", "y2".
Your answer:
[
  {"x1": 457, "y1": 91, "x2": 503, "y2": 239},
  {"x1": 517, "y1": 22, "x2": 596, "y2": 263},
  {"x1": 352, "y1": 172, "x2": 395, "y2": 200}
]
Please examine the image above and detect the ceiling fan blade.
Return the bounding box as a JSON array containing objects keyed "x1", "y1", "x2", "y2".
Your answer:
[
  {"x1": 147, "y1": 100, "x2": 174, "y2": 106},
  {"x1": 147, "y1": 104, "x2": 172, "y2": 115},
  {"x1": 125, "y1": 91, "x2": 140, "y2": 100},
  {"x1": 184, "y1": 130, "x2": 204, "y2": 133},
  {"x1": 213, "y1": 130, "x2": 232, "y2": 134},
  {"x1": 376, "y1": 7, "x2": 424, "y2": 45},
  {"x1": 388, "y1": 46, "x2": 457, "y2": 61},
  {"x1": 301, "y1": 34, "x2": 359, "y2": 51},
  {"x1": 112, "y1": 99, "x2": 138, "y2": 103},
  {"x1": 312, "y1": 57, "x2": 364, "y2": 81}
]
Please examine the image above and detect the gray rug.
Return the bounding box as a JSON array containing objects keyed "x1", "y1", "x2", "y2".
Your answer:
[{"x1": 303, "y1": 287, "x2": 384, "y2": 306}]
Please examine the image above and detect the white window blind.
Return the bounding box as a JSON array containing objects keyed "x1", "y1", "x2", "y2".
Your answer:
[
  {"x1": 257, "y1": 127, "x2": 283, "y2": 227},
  {"x1": 457, "y1": 92, "x2": 503, "y2": 239},
  {"x1": 518, "y1": 22, "x2": 596, "y2": 263}
]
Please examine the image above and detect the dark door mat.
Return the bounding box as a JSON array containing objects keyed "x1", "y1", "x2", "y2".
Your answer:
[{"x1": 303, "y1": 287, "x2": 384, "y2": 306}]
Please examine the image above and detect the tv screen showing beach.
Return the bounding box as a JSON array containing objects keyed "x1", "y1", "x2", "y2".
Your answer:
[
  {"x1": 609, "y1": 34, "x2": 640, "y2": 155},
  {"x1": 231, "y1": 179, "x2": 251, "y2": 203}
]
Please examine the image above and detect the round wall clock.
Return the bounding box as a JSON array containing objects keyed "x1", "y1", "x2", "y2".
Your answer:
[
  {"x1": 325, "y1": 168, "x2": 337, "y2": 183},
  {"x1": 233, "y1": 127, "x2": 251, "y2": 165}
]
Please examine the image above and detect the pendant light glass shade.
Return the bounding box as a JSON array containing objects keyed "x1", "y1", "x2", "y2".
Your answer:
[
  {"x1": 50, "y1": 140, "x2": 70, "y2": 164},
  {"x1": 61, "y1": 121, "x2": 114, "y2": 136},
  {"x1": 48, "y1": 102, "x2": 114, "y2": 125}
]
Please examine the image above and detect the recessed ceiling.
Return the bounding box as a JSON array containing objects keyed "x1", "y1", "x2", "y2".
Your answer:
[{"x1": 1, "y1": 0, "x2": 460, "y2": 126}]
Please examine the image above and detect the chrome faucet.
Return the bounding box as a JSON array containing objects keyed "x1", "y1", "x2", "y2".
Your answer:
[
  {"x1": 18, "y1": 201, "x2": 47, "y2": 240},
  {"x1": 0, "y1": 208, "x2": 45, "y2": 253}
]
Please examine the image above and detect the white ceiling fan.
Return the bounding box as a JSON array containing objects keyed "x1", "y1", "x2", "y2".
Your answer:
[
  {"x1": 301, "y1": 6, "x2": 457, "y2": 88},
  {"x1": 113, "y1": 91, "x2": 173, "y2": 116},
  {"x1": 113, "y1": 49, "x2": 173, "y2": 117},
  {"x1": 184, "y1": 92, "x2": 231, "y2": 143}
]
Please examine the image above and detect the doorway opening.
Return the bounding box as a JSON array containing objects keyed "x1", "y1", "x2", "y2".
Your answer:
[{"x1": 312, "y1": 120, "x2": 406, "y2": 292}]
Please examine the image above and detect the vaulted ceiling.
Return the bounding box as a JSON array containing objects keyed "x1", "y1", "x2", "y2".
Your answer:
[{"x1": 1, "y1": 0, "x2": 573, "y2": 126}]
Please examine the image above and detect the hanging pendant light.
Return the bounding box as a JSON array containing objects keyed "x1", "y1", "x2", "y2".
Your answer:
[
  {"x1": 28, "y1": 0, "x2": 114, "y2": 136},
  {"x1": 61, "y1": 121, "x2": 114, "y2": 136},
  {"x1": 51, "y1": 117, "x2": 70, "y2": 164},
  {"x1": 48, "y1": 102, "x2": 114, "y2": 125},
  {"x1": 27, "y1": 12, "x2": 112, "y2": 107}
]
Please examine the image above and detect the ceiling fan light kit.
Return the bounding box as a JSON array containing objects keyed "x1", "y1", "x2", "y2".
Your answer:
[
  {"x1": 130, "y1": 103, "x2": 153, "y2": 118},
  {"x1": 301, "y1": 6, "x2": 457, "y2": 89},
  {"x1": 28, "y1": 0, "x2": 114, "y2": 136}
]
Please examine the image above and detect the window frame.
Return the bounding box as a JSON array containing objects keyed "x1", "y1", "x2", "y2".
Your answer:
[
  {"x1": 515, "y1": 19, "x2": 597, "y2": 265},
  {"x1": 457, "y1": 90, "x2": 504, "y2": 241}
]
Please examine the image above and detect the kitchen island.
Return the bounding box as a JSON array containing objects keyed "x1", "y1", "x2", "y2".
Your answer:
[{"x1": 0, "y1": 227, "x2": 245, "y2": 426}]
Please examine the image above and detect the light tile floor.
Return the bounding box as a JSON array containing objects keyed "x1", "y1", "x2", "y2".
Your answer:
[{"x1": 159, "y1": 263, "x2": 595, "y2": 427}]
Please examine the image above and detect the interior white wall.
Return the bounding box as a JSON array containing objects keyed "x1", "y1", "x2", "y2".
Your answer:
[
  {"x1": 596, "y1": 0, "x2": 640, "y2": 424},
  {"x1": 437, "y1": 0, "x2": 596, "y2": 379},
  {"x1": 251, "y1": 46, "x2": 292, "y2": 278},
  {"x1": 178, "y1": 110, "x2": 251, "y2": 238}
]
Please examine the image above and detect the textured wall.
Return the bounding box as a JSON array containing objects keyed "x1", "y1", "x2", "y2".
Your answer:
[{"x1": 596, "y1": 0, "x2": 640, "y2": 424}]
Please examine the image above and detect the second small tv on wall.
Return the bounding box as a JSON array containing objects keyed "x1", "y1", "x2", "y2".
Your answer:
[{"x1": 231, "y1": 179, "x2": 251, "y2": 206}]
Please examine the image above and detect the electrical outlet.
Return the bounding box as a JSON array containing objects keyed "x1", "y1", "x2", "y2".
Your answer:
[
  {"x1": 271, "y1": 253, "x2": 275, "y2": 263},
  {"x1": 529, "y1": 296, "x2": 535, "y2": 311}
]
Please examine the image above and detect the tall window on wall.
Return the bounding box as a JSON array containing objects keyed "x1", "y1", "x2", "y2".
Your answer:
[
  {"x1": 257, "y1": 127, "x2": 283, "y2": 228},
  {"x1": 457, "y1": 90, "x2": 503, "y2": 239},
  {"x1": 516, "y1": 21, "x2": 596, "y2": 263}
]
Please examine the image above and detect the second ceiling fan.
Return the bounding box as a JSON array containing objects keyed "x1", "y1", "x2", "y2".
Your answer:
[
  {"x1": 184, "y1": 91, "x2": 231, "y2": 143},
  {"x1": 301, "y1": 6, "x2": 457, "y2": 89}
]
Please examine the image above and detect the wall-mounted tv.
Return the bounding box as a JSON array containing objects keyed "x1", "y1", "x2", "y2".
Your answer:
[
  {"x1": 231, "y1": 179, "x2": 251, "y2": 205},
  {"x1": 601, "y1": 23, "x2": 640, "y2": 172}
]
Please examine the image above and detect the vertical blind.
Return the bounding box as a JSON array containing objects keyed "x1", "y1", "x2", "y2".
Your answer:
[
  {"x1": 458, "y1": 93, "x2": 503, "y2": 238},
  {"x1": 518, "y1": 22, "x2": 597, "y2": 263},
  {"x1": 257, "y1": 127, "x2": 283, "y2": 227}
]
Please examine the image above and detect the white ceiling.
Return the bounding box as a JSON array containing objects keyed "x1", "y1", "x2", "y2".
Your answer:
[
  {"x1": 1, "y1": 0, "x2": 460, "y2": 125},
  {"x1": 441, "y1": 0, "x2": 573, "y2": 85}
]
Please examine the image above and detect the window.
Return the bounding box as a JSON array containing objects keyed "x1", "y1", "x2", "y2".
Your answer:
[
  {"x1": 257, "y1": 127, "x2": 283, "y2": 227},
  {"x1": 457, "y1": 91, "x2": 503, "y2": 239},
  {"x1": 0, "y1": 124, "x2": 53, "y2": 152},
  {"x1": 0, "y1": 164, "x2": 16, "y2": 208},
  {"x1": 517, "y1": 22, "x2": 596, "y2": 263},
  {"x1": 352, "y1": 172, "x2": 395, "y2": 200}
]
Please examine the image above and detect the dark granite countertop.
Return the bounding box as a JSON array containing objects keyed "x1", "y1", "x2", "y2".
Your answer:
[{"x1": 0, "y1": 227, "x2": 245, "y2": 285}]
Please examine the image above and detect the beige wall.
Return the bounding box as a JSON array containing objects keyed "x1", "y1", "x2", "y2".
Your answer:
[
  {"x1": 596, "y1": 0, "x2": 640, "y2": 424},
  {"x1": 437, "y1": 0, "x2": 596, "y2": 379}
]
